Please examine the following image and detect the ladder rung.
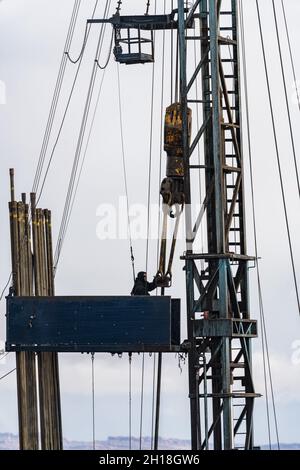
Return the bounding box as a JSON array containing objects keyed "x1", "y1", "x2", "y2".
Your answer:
[
  {"x1": 191, "y1": 14, "x2": 204, "y2": 19},
  {"x1": 204, "y1": 75, "x2": 236, "y2": 79},
  {"x1": 221, "y1": 122, "x2": 240, "y2": 129},
  {"x1": 219, "y1": 36, "x2": 237, "y2": 46},
  {"x1": 199, "y1": 392, "x2": 258, "y2": 398},
  {"x1": 189, "y1": 165, "x2": 212, "y2": 169},
  {"x1": 185, "y1": 36, "x2": 206, "y2": 40},
  {"x1": 187, "y1": 99, "x2": 212, "y2": 104},
  {"x1": 221, "y1": 60, "x2": 237, "y2": 64},
  {"x1": 223, "y1": 165, "x2": 241, "y2": 173},
  {"x1": 192, "y1": 11, "x2": 234, "y2": 17}
]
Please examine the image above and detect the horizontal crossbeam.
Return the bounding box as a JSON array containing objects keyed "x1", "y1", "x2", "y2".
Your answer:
[{"x1": 194, "y1": 319, "x2": 258, "y2": 338}]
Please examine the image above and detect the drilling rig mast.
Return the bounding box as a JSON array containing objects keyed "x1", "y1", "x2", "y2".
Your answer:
[
  {"x1": 178, "y1": 0, "x2": 258, "y2": 450},
  {"x1": 6, "y1": 0, "x2": 259, "y2": 451}
]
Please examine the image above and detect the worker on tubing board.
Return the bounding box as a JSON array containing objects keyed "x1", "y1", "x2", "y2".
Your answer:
[{"x1": 131, "y1": 271, "x2": 159, "y2": 296}]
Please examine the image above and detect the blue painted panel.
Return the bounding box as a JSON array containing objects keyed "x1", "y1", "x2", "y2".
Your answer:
[{"x1": 6, "y1": 296, "x2": 181, "y2": 353}]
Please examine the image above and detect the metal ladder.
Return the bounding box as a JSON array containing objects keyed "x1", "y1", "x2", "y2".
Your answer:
[{"x1": 183, "y1": 0, "x2": 258, "y2": 450}]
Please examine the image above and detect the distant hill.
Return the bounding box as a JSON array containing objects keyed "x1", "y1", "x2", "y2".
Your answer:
[
  {"x1": 261, "y1": 443, "x2": 300, "y2": 450},
  {"x1": 0, "y1": 433, "x2": 190, "y2": 450},
  {"x1": 64, "y1": 435, "x2": 191, "y2": 450},
  {"x1": 0, "y1": 433, "x2": 299, "y2": 450}
]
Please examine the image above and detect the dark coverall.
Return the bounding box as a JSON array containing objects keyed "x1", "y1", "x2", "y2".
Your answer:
[{"x1": 131, "y1": 271, "x2": 157, "y2": 296}]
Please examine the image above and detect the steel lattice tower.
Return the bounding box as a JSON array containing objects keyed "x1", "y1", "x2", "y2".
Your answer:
[{"x1": 178, "y1": 0, "x2": 259, "y2": 450}]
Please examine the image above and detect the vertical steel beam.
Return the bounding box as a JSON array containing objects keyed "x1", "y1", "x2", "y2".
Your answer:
[
  {"x1": 209, "y1": 0, "x2": 232, "y2": 449},
  {"x1": 199, "y1": 2, "x2": 223, "y2": 447},
  {"x1": 232, "y1": 1, "x2": 254, "y2": 447},
  {"x1": 178, "y1": 0, "x2": 200, "y2": 450},
  {"x1": 209, "y1": 0, "x2": 224, "y2": 254},
  {"x1": 179, "y1": 0, "x2": 257, "y2": 449}
]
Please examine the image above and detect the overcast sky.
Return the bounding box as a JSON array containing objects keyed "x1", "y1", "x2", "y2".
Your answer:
[{"x1": 1, "y1": 0, "x2": 300, "y2": 448}]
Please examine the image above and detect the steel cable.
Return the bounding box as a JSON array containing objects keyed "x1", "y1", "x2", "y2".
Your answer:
[
  {"x1": 117, "y1": 63, "x2": 136, "y2": 282},
  {"x1": 64, "y1": 70, "x2": 107, "y2": 239},
  {"x1": 32, "y1": 0, "x2": 81, "y2": 194},
  {"x1": 281, "y1": 0, "x2": 300, "y2": 112},
  {"x1": 129, "y1": 353, "x2": 132, "y2": 450},
  {"x1": 139, "y1": 353, "x2": 145, "y2": 450},
  {"x1": 91, "y1": 353, "x2": 96, "y2": 450},
  {"x1": 142, "y1": 0, "x2": 157, "y2": 451},
  {"x1": 239, "y1": 0, "x2": 273, "y2": 448},
  {"x1": 151, "y1": 0, "x2": 167, "y2": 451},
  {"x1": 35, "y1": 0, "x2": 101, "y2": 205},
  {"x1": 0, "y1": 368, "x2": 16, "y2": 381},
  {"x1": 54, "y1": 0, "x2": 112, "y2": 271},
  {"x1": 272, "y1": 0, "x2": 300, "y2": 200},
  {"x1": 256, "y1": 0, "x2": 300, "y2": 317}
]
